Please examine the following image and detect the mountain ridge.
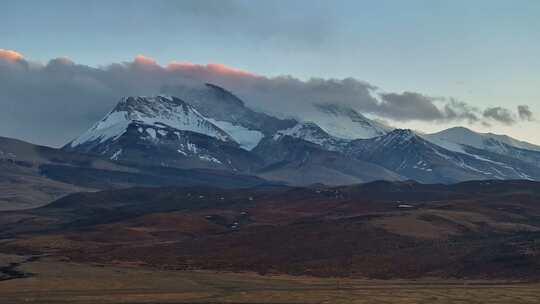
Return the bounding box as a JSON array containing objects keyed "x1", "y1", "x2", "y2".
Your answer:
[{"x1": 29, "y1": 83, "x2": 540, "y2": 186}]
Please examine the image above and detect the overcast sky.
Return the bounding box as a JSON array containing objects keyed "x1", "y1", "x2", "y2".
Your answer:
[{"x1": 1, "y1": 0, "x2": 539, "y2": 146}]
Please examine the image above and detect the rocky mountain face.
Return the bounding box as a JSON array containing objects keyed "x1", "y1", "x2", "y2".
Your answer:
[
  {"x1": 166, "y1": 83, "x2": 297, "y2": 139},
  {"x1": 272, "y1": 122, "x2": 349, "y2": 152},
  {"x1": 62, "y1": 83, "x2": 540, "y2": 185},
  {"x1": 64, "y1": 95, "x2": 263, "y2": 171},
  {"x1": 0, "y1": 134, "x2": 273, "y2": 211},
  {"x1": 423, "y1": 127, "x2": 540, "y2": 167},
  {"x1": 346, "y1": 129, "x2": 540, "y2": 183},
  {"x1": 253, "y1": 133, "x2": 402, "y2": 186}
]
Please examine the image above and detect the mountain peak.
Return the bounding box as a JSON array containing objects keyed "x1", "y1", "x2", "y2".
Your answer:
[
  {"x1": 379, "y1": 129, "x2": 417, "y2": 142},
  {"x1": 443, "y1": 126, "x2": 475, "y2": 134},
  {"x1": 164, "y1": 83, "x2": 296, "y2": 138},
  {"x1": 315, "y1": 103, "x2": 372, "y2": 125},
  {"x1": 114, "y1": 95, "x2": 188, "y2": 114},
  {"x1": 203, "y1": 83, "x2": 245, "y2": 107},
  {"x1": 425, "y1": 126, "x2": 540, "y2": 154},
  {"x1": 366, "y1": 129, "x2": 426, "y2": 150},
  {"x1": 309, "y1": 103, "x2": 391, "y2": 140},
  {"x1": 67, "y1": 95, "x2": 233, "y2": 149},
  {"x1": 273, "y1": 121, "x2": 348, "y2": 151}
]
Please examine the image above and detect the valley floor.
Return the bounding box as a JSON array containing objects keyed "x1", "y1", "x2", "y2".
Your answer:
[{"x1": 1, "y1": 255, "x2": 539, "y2": 304}]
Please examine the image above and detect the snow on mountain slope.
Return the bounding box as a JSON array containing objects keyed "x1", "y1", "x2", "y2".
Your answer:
[
  {"x1": 64, "y1": 95, "x2": 266, "y2": 172},
  {"x1": 347, "y1": 129, "x2": 540, "y2": 183},
  {"x1": 253, "y1": 131, "x2": 403, "y2": 185},
  {"x1": 273, "y1": 122, "x2": 349, "y2": 151},
  {"x1": 68, "y1": 95, "x2": 234, "y2": 149},
  {"x1": 307, "y1": 103, "x2": 392, "y2": 140},
  {"x1": 166, "y1": 84, "x2": 389, "y2": 147},
  {"x1": 424, "y1": 127, "x2": 540, "y2": 153},
  {"x1": 166, "y1": 83, "x2": 296, "y2": 137},
  {"x1": 60, "y1": 87, "x2": 540, "y2": 185},
  {"x1": 206, "y1": 118, "x2": 264, "y2": 150},
  {"x1": 163, "y1": 83, "x2": 298, "y2": 150},
  {"x1": 423, "y1": 127, "x2": 540, "y2": 167}
]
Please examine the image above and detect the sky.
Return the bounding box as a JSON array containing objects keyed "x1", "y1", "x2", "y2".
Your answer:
[{"x1": 1, "y1": 0, "x2": 539, "y2": 146}]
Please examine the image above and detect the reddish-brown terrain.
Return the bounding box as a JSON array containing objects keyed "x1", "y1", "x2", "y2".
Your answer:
[{"x1": 1, "y1": 180, "x2": 540, "y2": 281}]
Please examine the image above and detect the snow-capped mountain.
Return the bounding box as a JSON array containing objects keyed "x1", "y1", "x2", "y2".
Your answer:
[
  {"x1": 68, "y1": 95, "x2": 234, "y2": 149},
  {"x1": 64, "y1": 96, "x2": 261, "y2": 171},
  {"x1": 424, "y1": 127, "x2": 540, "y2": 167},
  {"x1": 63, "y1": 85, "x2": 540, "y2": 186},
  {"x1": 164, "y1": 83, "x2": 296, "y2": 148},
  {"x1": 306, "y1": 103, "x2": 392, "y2": 140},
  {"x1": 346, "y1": 129, "x2": 540, "y2": 183},
  {"x1": 253, "y1": 130, "x2": 402, "y2": 185},
  {"x1": 273, "y1": 122, "x2": 349, "y2": 152},
  {"x1": 425, "y1": 127, "x2": 540, "y2": 153}
]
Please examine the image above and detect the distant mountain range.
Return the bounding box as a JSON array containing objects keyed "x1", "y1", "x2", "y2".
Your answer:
[
  {"x1": 2, "y1": 82, "x2": 540, "y2": 198},
  {"x1": 61, "y1": 83, "x2": 540, "y2": 185}
]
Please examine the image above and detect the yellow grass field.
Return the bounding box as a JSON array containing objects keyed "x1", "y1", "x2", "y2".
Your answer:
[{"x1": 1, "y1": 256, "x2": 539, "y2": 304}]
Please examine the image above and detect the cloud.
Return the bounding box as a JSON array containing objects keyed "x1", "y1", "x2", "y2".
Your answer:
[
  {"x1": 483, "y1": 107, "x2": 517, "y2": 125},
  {"x1": 0, "y1": 49, "x2": 24, "y2": 62},
  {"x1": 133, "y1": 55, "x2": 157, "y2": 66},
  {"x1": 0, "y1": 49, "x2": 530, "y2": 146},
  {"x1": 442, "y1": 98, "x2": 480, "y2": 124},
  {"x1": 167, "y1": 62, "x2": 257, "y2": 78},
  {"x1": 369, "y1": 93, "x2": 484, "y2": 124},
  {"x1": 376, "y1": 92, "x2": 446, "y2": 121},
  {"x1": 518, "y1": 105, "x2": 535, "y2": 121}
]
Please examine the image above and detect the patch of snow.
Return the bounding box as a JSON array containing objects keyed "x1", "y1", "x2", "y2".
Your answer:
[
  {"x1": 274, "y1": 122, "x2": 350, "y2": 151},
  {"x1": 206, "y1": 118, "x2": 264, "y2": 150},
  {"x1": 307, "y1": 103, "x2": 392, "y2": 140},
  {"x1": 110, "y1": 149, "x2": 122, "y2": 160},
  {"x1": 70, "y1": 111, "x2": 130, "y2": 147},
  {"x1": 277, "y1": 122, "x2": 328, "y2": 144},
  {"x1": 199, "y1": 155, "x2": 222, "y2": 164},
  {"x1": 424, "y1": 127, "x2": 540, "y2": 153},
  {"x1": 377, "y1": 129, "x2": 416, "y2": 147},
  {"x1": 186, "y1": 142, "x2": 198, "y2": 153},
  {"x1": 177, "y1": 149, "x2": 187, "y2": 156},
  {"x1": 146, "y1": 128, "x2": 156, "y2": 139}
]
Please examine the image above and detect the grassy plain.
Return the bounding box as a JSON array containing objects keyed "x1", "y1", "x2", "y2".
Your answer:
[{"x1": 1, "y1": 256, "x2": 539, "y2": 304}]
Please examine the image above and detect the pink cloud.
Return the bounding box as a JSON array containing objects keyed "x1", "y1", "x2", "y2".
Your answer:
[
  {"x1": 134, "y1": 55, "x2": 157, "y2": 66},
  {"x1": 206, "y1": 63, "x2": 256, "y2": 77},
  {"x1": 166, "y1": 61, "x2": 198, "y2": 69},
  {"x1": 0, "y1": 49, "x2": 24, "y2": 62},
  {"x1": 167, "y1": 61, "x2": 257, "y2": 78}
]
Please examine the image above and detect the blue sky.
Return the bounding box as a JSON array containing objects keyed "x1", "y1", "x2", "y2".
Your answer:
[{"x1": 1, "y1": 0, "x2": 539, "y2": 144}]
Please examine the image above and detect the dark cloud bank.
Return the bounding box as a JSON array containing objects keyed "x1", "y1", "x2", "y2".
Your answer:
[{"x1": 0, "y1": 49, "x2": 535, "y2": 147}]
